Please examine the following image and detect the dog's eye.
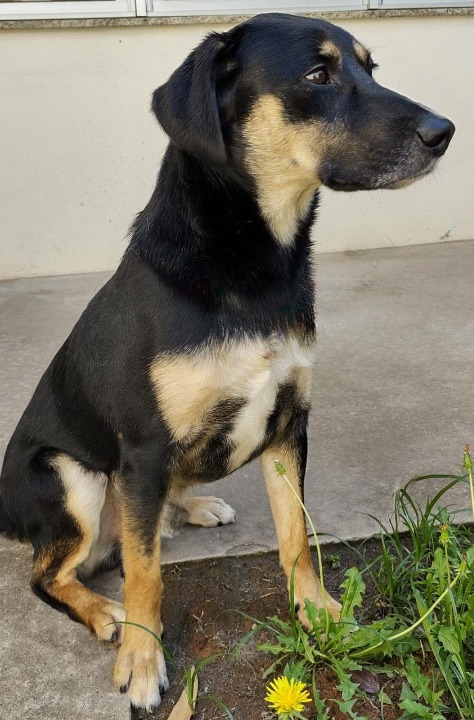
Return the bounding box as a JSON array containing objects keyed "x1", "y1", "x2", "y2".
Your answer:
[{"x1": 305, "y1": 66, "x2": 330, "y2": 85}]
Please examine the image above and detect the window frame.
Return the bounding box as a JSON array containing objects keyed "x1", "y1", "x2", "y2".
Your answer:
[
  {"x1": 0, "y1": 0, "x2": 472, "y2": 24},
  {"x1": 143, "y1": 0, "x2": 367, "y2": 18},
  {"x1": 0, "y1": 0, "x2": 136, "y2": 20},
  {"x1": 374, "y1": 0, "x2": 474, "y2": 7}
]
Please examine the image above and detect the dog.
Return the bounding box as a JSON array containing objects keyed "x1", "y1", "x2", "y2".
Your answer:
[{"x1": 0, "y1": 12, "x2": 454, "y2": 712}]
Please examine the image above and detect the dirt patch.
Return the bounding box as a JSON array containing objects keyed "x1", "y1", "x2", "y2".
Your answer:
[{"x1": 130, "y1": 540, "x2": 408, "y2": 720}]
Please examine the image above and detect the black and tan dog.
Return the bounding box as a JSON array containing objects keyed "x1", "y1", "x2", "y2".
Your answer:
[{"x1": 0, "y1": 12, "x2": 454, "y2": 712}]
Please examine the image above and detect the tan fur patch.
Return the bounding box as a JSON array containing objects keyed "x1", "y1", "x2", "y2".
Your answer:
[
  {"x1": 114, "y1": 509, "x2": 168, "y2": 710},
  {"x1": 120, "y1": 514, "x2": 164, "y2": 622},
  {"x1": 353, "y1": 41, "x2": 369, "y2": 66},
  {"x1": 80, "y1": 482, "x2": 122, "y2": 576},
  {"x1": 261, "y1": 447, "x2": 312, "y2": 577},
  {"x1": 32, "y1": 453, "x2": 125, "y2": 642},
  {"x1": 44, "y1": 576, "x2": 125, "y2": 641},
  {"x1": 242, "y1": 95, "x2": 336, "y2": 245},
  {"x1": 261, "y1": 446, "x2": 341, "y2": 623},
  {"x1": 150, "y1": 339, "x2": 267, "y2": 444},
  {"x1": 319, "y1": 39, "x2": 342, "y2": 67},
  {"x1": 150, "y1": 334, "x2": 315, "y2": 477},
  {"x1": 227, "y1": 336, "x2": 313, "y2": 470},
  {"x1": 50, "y1": 454, "x2": 109, "y2": 579}
]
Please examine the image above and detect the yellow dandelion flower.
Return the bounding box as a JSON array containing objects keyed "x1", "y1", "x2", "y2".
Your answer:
[{"x1": 265, "y1": 675, "x2": 311, "y2": 717}]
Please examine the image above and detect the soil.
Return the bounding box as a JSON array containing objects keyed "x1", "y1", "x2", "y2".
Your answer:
[{"x1": 130, "y1": 539, "x2": 409, "y2": 720}]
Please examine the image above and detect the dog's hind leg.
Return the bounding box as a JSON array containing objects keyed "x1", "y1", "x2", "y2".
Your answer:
[{"x1": 30, "y1": 454, "x2": 125, "y2": 642}]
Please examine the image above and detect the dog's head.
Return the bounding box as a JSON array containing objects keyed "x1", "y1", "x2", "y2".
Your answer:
[{"x1": 153, "y1": 13, "x2": 454, "y2": 242}]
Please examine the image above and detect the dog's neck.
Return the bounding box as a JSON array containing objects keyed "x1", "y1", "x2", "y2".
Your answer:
[
  {"x1": 240, "y1": 95, "x2": 322, "y2": 247},
  {"x1": 129, "y1": 144, "x2": 319, "y2": 307}
]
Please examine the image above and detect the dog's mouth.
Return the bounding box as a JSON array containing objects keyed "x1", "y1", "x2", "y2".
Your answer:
[
  {"x1": 382, "y1": 160, "x2": 438, "y2": 189},
  {"x1": 323, "y1": 158, "x2": 439, "y2": 193},
  {"x1": 326, "y1": 177, "x2": 366, "y2": 192}
]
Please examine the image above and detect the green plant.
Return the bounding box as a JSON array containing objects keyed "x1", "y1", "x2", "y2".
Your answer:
[
  {"x1": 244, "y1": 451, "x2": 474, "y2": 719},
  {"x1": 327, "y1": 553, "x2": 341, "y2": 570},
  {"x1": 365, "y1": 446, "x2": 474, "y2": 718},
  {"x1": 363, "y1": 473, "x2": 473, "y2": 622},
  {"x1": 252, "y1": 564, "x2": 425, "y2": 719},
  {"x1": 405, "y1": 444, "x2": 474, "y2": 719}
]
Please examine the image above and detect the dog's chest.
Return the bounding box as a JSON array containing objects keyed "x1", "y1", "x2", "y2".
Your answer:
[{"x1": 150, "y1": 334, "x2": 314, "y2": 478}]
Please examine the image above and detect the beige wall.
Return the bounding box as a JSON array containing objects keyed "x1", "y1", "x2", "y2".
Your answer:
[{"x1": 0, "y1": 16, "x2": 472, "y2": 279}]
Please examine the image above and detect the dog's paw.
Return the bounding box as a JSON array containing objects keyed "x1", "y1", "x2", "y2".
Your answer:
[
  {"x1": 182, "y1": 496, "x2": 236, "y2": 528},
  {"x1": 91, "y1": 600, "x2": 126, "y2": 643},
  {"x1": 296, "y1": 592, "x2": 341, "y2": 628},
  {"x1": 114, "y1": 643, "x2": 169, "y2": 712},
  {"x1": 293, "y1": 575, "x2": 341, "y2": 629}
]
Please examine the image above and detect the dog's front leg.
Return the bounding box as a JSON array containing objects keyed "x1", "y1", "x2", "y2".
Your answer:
[
  {"x1": 261, "y1": 424, "x2": 341, "y2": 627},
  {"x1": 113, "y1": 447, "x2": 170, "y2": 712}
]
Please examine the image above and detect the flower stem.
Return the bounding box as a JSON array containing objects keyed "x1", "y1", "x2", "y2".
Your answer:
[
  {"x1": 464, "y1": 444, "x2": 474, "y2": 523},
  {"x1": 275, "y1": 461, "x2": 330, "y2": 636},
  {"x1": 444, "y1": 542, "x2": 453, "y2": 625}
]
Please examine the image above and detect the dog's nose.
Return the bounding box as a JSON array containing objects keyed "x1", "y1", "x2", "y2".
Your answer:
[{"x1": 416, "y1": 115, "x2": 455, "y2": 153}]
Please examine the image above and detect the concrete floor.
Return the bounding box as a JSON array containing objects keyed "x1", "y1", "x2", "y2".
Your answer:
[{"x1": 1, "y1": 240, "x2": 473, "y2": 719}]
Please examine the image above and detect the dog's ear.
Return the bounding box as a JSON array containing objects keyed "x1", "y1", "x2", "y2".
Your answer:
[{"x1": 152, "y1": 32, "x2": 235, "y2": 167}]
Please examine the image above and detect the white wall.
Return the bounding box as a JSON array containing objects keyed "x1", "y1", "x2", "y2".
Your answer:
[{"x1": 0, "y1": 16, "x2": 472, "y2": 279}]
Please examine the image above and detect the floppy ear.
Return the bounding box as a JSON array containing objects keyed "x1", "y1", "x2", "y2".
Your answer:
[{"x1": 152, "y1": 32, "x2": 233, "y2": 166}]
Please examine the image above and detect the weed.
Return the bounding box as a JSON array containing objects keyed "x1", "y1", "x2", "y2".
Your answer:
[
  {"x1": 365, "y1": 473, "x2": 473, "y2": 622},
  {"x1": 265, "y1": 674, "x2": 312, "y2": 719},
  {"x1": 327, "y1": 553, "x2": 341, "y2": 570},
  {"x1": 250, "y1": 452, "x2": 474, "y2": 719}
]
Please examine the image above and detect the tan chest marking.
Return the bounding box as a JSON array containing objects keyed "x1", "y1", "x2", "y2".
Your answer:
[{"x1": 149, "y1": 336, "x2": 314, "y2": 468}]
